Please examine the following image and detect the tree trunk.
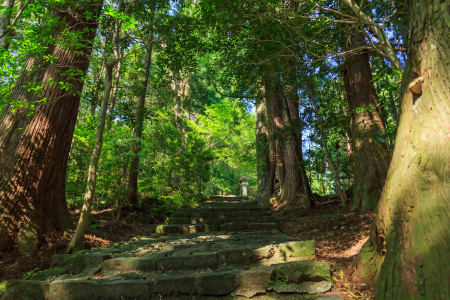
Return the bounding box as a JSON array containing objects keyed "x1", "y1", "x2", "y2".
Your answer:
[
  {"x1": 107, "y1": 48, "x2": 124, "y2": 129},
  {"x1": 127, "y1": 11, "x2": 154, "y2": 206},
  {"x1": 266, "y1": 79, "x2": 285, "y2": 203},
  {"x1": 343, "y1": 31, "x2": 390, "y2": 210},
  {"x1": 281, "y1": 85, "x2": 311, "y2": 207},
  {"x1": 305, "y1": 80, "x2": 346, "y2": 206},
  {"x1": 255, "y1": 100, "x2": 270, "y2": 206},
  {"x1": 358, "y1": 1, "x2": 450, "y2": 299},
  {"x1": 0, "y1": 0, "x2": 14, "y2": 51},
  {"x1": 0, "y1": 3, "x2": 101, "y2": 254},
  {"x1": 68, "y1": 0, "x2": 122, "y2": 253},
  {"x1": 68, "y1": 60, "x2": 116, "y2": 253}
]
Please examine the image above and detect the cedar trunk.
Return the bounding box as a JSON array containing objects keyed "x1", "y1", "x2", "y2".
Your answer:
[
  {"x1": 281, "y1": 74, "x2": 312, "y2": 207},
  {"x1": 343, "y1": 31, "x2": 390, "y2": 210},
  {"x1": 266, "y1": 80, "x2": 285, "y2": 203},
  {"x1": 255, "y1": 100, "x2": 270, "y2": 206},
  {"x1": 359, "y1": 1, "x2": 450, "y2": 299},
  {"x1": 0, "y1": 3, "x2": 100, "y2": 254}
]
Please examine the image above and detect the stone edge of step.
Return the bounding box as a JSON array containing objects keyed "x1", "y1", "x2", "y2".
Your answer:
[{"x1": 4, "y1": 260, "x2": 333, "y2": 299}]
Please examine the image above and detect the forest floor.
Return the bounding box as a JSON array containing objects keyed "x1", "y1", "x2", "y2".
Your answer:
[{"x1": 0, "y1": 199, "x2": 374, "y2": 300}]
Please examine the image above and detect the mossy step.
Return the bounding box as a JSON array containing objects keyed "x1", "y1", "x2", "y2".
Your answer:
[
  {"x1": 167, "y1": 216, "x2": 276, "y2": 225},
  {"x1": 155, "y1": 222, "x2": 277, "y2": 234},
  {"x1": 172, "y1": 210, "x2": 271, "y2": 218},
  {"x1": 48, "y1": 240, "x2": 315, "y2": 275},
  {"x1": 5, "y1": 261, "x2": 332, "y2": 300},
  {"x1": 102, "y1": 240, "x2": 315, "y2": 272},
  {"x1": 179, "y1": 207, "x2": 268, "y2": 213}
]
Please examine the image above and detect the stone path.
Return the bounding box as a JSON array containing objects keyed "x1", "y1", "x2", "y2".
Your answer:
[{"x1": 4, "y1": 196, "x2": 342, "y2": 300}]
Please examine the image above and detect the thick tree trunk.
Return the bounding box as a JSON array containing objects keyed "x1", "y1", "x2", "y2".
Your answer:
[
  {"x1": 343, "y1": 31, "x2": 390, "y2": 210},
  {"x1": 0, "y1": 0, "x2": 14, "y2": 51},
  {"x1": 127, "y1": 12, "x2": 154, "y2": 206},
  {"x1": 255, "y1": 100, "x2": 270, "y2": 206},
  {"x1": 281, "y1": 87, "x2": 311, "y2": 207},
  {"x1": 0, "y1": 3, "x2": 100, "y2": 254},
  {"x1": 266, "y1": 79, "x2": 285, "y2": 203},
  {"x1": 358, "y1": 2, "x2": 450, "y2": 299}
]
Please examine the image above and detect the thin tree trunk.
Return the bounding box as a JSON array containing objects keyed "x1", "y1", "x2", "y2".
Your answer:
[
  {"x1": 107, "y1": 47, "x2": 124, "y2": 129},
  {"x1": 305, "y1": 80, "x2": 346, "y2": 206},
  {"x1": 68, "y1": 0, "x2": 122, "y2": 253},
  {"x1": 127, "y1": 9, "x2": 154, "y2": 206},
  {"x1": 0, "y1": 2, "x2": 101, "y2": 254},
  {"x1": 359, "y1": 2, "x2": 450, "y2": 299},
  {"x1": 255, "y1": 100, "x2": 270, "y2": 206},
  {"x1": 343, "y1": 31, "x2": 390, "y2": 210},
  {"x1": 0, "y1": 0, "x2": 14, "y2": 51}
]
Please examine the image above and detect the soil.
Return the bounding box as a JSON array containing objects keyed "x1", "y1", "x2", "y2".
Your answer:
[{"x1": 0, "y1": 199, "x2": 374, "y2": 300}]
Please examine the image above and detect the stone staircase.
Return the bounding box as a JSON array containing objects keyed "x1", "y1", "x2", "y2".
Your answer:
[{"x1": 4, "y1": 196, "x2": 342, "y2": 300}]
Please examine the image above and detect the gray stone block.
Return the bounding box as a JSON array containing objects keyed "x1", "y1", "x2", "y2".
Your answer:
[
  {"x1": 198, "y1": 271, "x2": 238, "y2": 295},
  {"x1": 4, "y1": 280, "x2": 49, "y2": 300}
]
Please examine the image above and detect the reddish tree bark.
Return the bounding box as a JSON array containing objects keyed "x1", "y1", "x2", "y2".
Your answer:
[
  {"x1": 266, "y1": 79, "x2": 285, "y2": 203},
  {"x1": 343, "y1": 31, "x2": 390, "y2": 210},
  {"x1": 0, "y1": 2, "x2": 101, "y2": 254},
  {"x1": 359, "y1": 1, "x2": 450, "y2": 299},
  {"x1": 255, "y1": 100, "x2": 270, "y2": 205}
]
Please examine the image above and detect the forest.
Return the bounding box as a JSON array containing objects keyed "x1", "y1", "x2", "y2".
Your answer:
[{"x1": 0, "y1": 0, "x2": 449, "y2": 299}]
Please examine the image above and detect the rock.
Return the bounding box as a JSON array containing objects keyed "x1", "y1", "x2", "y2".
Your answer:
[
  {"x1": 30, "y1": 267, "x2": 66, "y2": 281},
  {"x1": 51, "y1": 253, "x2": 112, "y2": 274},
  {"x1": 312, "y1": 295, "x2": 344, "y2": 300},
  {"x1": 49, "y1": 279, "x2": 151, "y2": 300},
  {"x1": 157, "y1": 252, "x2": 219, "y2": 271},
  {"x1": 153, "y1": 273, "x2": 198, "y2": 294},
  {"x1": 102, "y1": 257, "x2": 157, "y2": 272},
  {"x1": 198, "y1": 271, "x2": 238, "y2": 295},
  {"x1": 231, "y1": 267, "x2": 274, "y2": 297},
  {"x1": 218, "y1": 246, "x2": 252, "y2": 266},
  {"x1": 272, "y1": 260, "x2": 331, "y2": 284},
  {"x1": 275, "y1": 240, "x2": 316, "y2": 262},
  {"x1": 248, "y1": 223, "x2": 277, "y2": 230},
  {"x1": 4, "y1": 280, "x2": 49, "y2": 300},
  {"x1": 252, "y1": 245, "x2": 275, "y2": 259},
  {"x1": 272, "y1": 281, "x2": 331, "y2": 294}
]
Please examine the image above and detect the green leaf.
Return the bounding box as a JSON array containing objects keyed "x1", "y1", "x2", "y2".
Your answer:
[{"x1": 373, "y1": 135, "x2": 385, "y2": 143}]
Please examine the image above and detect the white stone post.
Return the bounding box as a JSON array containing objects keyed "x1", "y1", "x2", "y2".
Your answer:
[{"x1": 238, "y1": 176, "x2": 249, "y2": 197}]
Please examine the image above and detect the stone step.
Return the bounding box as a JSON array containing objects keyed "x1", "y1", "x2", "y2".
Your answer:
[
  {"x1": 179, "y1": 207, "x2": 268, "y2": 213},
  {"x1": 207, "y1": 196, "x2": 248, "y2": 201},
  {"x1": 49, "y1": 239, "x2": 315, "y2": 275},
  {"x1": 172, "y1": 210, "x2": 271, "y2": 218},
  {"x1": 155, "y1": 222, "x2": 277, "y2": 234},
  {"x1": 5, "y1": 261, "x2": 332, "y2": 300},
  {"x1": 167, "y1": 216, "x2": 276, "y2": 225}
]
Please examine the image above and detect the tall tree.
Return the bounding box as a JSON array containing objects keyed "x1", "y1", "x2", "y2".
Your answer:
[
  {"x1": 266, "y1": 77, "x2": 285, "y2": 203},
  {"x1": 127, "y1": 5, "x2": 155, "y2": 206},
  {"x1": 0, "y1": 0, "x2": 14, "y2": 51},
  {"x1": 343, "y1": 30, "x2": 390, "y2": 210},
  {"x1": 358, "y1": 1, "x2": 450, "y2": 299},
  {"x1": 0, "y1": 0, "x2": 101, "y2": 254},
  {"x1": 68, "y1": 0, "x2": 124, "y2": 253},
  {"x1": 255, "y1": 99, "x2": 270, "y2": 206}
]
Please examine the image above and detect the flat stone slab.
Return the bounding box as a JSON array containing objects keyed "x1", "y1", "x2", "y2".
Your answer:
[
  {"x1": 51, "y1": 253, "x2": 112, "y2": 274},
  {"x1": 49, "y1": 279, "x2": 151, "y2": 300},
  {"x1": 4, "y1": 280, "x2": 49, "y2": 300}
]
